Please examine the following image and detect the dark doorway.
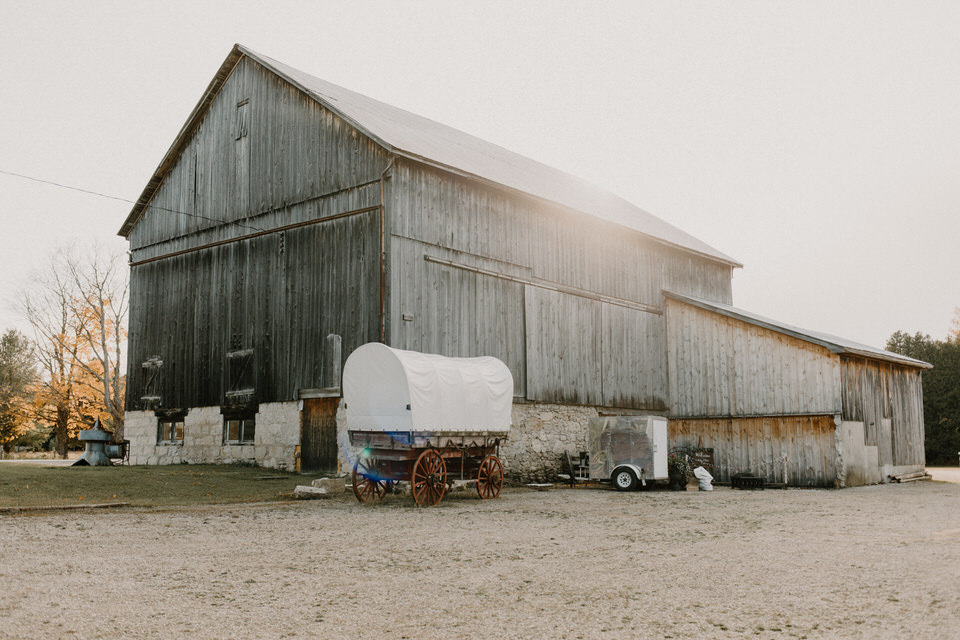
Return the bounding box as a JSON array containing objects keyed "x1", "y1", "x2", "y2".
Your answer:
[{"x1": 300, "y1": 397, "x2": 339, "y2": 473}]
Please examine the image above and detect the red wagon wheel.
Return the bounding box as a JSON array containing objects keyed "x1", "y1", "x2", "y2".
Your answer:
[
  {"x1": 411, "y1": 449, "x2": 447, "y2": 507},
  {"x1": 352, "y1": 454, "x2": 386, "y2": 503},
  {"x1": 476, "y1": 455, "x2": 504, "y2": 500}
]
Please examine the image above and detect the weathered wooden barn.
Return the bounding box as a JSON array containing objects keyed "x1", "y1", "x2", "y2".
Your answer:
[{"x1": 119, "y1": 44, "x2": 929, "y2": 486}]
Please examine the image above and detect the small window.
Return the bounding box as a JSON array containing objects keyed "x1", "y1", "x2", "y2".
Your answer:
[
  {"x1": 235, "y1": 99, "x2": 249, "y2": 140},
  {"x1": 224, "y1": 416, "x2": 256, "y2": 444},
  {"x1": 157, "y1": 419, "x2": 184, "y2": 444}
]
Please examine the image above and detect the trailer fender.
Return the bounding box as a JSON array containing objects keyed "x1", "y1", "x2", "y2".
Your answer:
[{"x1": 611, "y1": 464, "x2": 646, "y2": 491}]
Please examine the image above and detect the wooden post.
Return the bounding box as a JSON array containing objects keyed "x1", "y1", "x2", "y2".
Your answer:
[{"x1": 324, "y1": 334, "x2": 342, "y2": 390}]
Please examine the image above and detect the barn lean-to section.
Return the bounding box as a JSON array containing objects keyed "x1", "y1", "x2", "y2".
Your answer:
[
  {"x1": 665, "y1": 293, "x2": 929, "y2": 486},
  {"x1": 118, "y1": 44, "x2": 928, "y2": 485}
]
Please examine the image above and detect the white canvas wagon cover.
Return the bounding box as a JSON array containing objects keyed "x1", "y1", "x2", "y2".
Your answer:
[{"x1": 343, "y1": 343, "x2": 513, "y2": 433}]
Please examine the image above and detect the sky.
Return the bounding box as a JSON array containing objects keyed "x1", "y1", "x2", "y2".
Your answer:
[{"x1": 1, "y1": 1, "x2": 958, "y2": 349}]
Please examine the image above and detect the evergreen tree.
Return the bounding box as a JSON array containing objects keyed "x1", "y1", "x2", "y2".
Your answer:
[{"x1": 0, "y1": 329, "x2": 36, "y2": 452}]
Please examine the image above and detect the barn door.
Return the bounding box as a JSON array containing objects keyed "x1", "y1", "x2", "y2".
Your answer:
[{"x1": 300, "y1": 397, "x2": 339, "y2": 473}]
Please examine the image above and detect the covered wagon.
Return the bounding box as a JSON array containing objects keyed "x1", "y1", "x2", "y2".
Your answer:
[{"x1": 343, "y1": 343, "x2": 513, "y2": 506}]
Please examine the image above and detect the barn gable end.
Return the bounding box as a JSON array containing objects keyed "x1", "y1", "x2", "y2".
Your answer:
[{"x1": 125, "y1": 53, "x2": 390, "y2": 415}]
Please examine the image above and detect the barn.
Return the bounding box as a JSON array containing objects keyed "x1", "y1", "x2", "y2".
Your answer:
[{"x1": 119, "y1": 44, "x2": 929, "y2": 486}]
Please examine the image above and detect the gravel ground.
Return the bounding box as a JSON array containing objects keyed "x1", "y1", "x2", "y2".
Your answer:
[{"x1": 1, "y1": 479, "x2": 959, "y2": 640}]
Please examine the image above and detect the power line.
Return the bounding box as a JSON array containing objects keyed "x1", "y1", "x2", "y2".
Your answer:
[{"x1": 0, "y1": 168, "x2": 264, "y2": 232}]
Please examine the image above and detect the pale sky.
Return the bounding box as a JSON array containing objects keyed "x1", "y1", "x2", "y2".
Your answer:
[{"x1": 1, "y1": 1, "x2": 958, "y2": 349}]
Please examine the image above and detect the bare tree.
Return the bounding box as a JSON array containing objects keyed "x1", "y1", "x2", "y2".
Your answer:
[
  {"x1": 64, "y1": 251, "x2": 128, "y2": 437},
  {"x1": 24, "y1": 255, "x2": 82, "y2": 457},
  {"x1": 22, "y1": 248, "x2": 128, "y2": 456}
]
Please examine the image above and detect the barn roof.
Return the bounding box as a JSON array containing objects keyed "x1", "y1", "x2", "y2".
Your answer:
[
  {"x1": 665, "y1": 292, "x2": 933, "y2": 369},
  {"x1": 118, "y1": 44, "x2": 741, "y2": 267}
]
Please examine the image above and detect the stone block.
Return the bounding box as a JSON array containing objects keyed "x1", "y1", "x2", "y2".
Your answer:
[
  {"x1": 311, "y1": 477, "x2": 345, "y2": 494},
  {"x1": 279, "y1": 429, "x2": 301, "y2": 447},
  {"x1": 294, "y1": 485, "x2": 335, "y2": 499},
  {"x1": 449, "y1": 479, "x2": 477, "y2": 493}
]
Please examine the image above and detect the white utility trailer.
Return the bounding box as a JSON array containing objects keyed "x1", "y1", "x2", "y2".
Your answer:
[{"x1": 565, "y1": 415, "x2": 669, "y2": 490}]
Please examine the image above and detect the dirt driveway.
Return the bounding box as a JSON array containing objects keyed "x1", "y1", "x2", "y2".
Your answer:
[{"x1": 2, "y1": 480, "x2": 959, "y2": 640}]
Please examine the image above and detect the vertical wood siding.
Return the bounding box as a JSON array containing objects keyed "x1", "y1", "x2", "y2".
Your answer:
[
  {"x1": 126, "y1": 209, "x2": 380, "y2": 410},
  {"x1": 124, "y1": 57, "x2": 387, "y2": 410},
  {"x1": 666, "y1": 299, "x2": 842, "y2": 417},
  {"x1": 840, "y1": 358, "x2": 925, "y2": 466},
  {"x1": 521, "y1": 288, "x2": 669, "y2": 408},
  {"x1": 670, "y1": 416, "x2": 839, "y2": 487},
  {"x1": 389, "y1": 162, "x2": 731, "y2": 409},
  {"x1": 524, "y1": 287, "x2": 603, "y2": 404},
  {"x1": 600, "y1": 303, "x2": 667, "y2": 409},
  {"x1": 390, "y1": 236, "x2": 527, "y2": 397}
]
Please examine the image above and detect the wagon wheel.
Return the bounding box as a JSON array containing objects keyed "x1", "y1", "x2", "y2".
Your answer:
[
  {"x1": 411, "y1": 449, "x2": 447, "y2": 507},
  {"x1": 476, "y1": 455, "x2": 504, "y2": 500},
  {"x1": 352, "y1": 454, "x2": 386, "y2": 503}
]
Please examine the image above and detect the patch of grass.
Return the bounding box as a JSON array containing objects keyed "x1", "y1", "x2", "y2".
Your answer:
[{"x1": 0, "y1": 464, "x2": 311, "y2": 508}]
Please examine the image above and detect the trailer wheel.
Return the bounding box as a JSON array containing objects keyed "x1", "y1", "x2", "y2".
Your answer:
[{"x1": 612, "y1": 467, "x2": 637, "y2": 491}]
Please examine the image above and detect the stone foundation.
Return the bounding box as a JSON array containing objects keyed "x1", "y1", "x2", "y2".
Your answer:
[
  {"x1": 128, "y1": 400, "x2": 605, "y2": 480},
  {"x1": 126, "y1": 402, "x2": 300, "y2": 470},
  {"x1": 501, "y1": 403, "x2": 600, "y2": 482}
]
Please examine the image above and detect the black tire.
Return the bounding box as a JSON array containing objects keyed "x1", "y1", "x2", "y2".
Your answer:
[{"x1": 612, "y1": 467, "x2": 637, "y2": 491}]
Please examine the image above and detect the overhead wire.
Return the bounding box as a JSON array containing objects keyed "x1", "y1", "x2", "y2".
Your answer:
[{"x1": 0, "y1": 168, "x2": 265, "y2": 232}]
